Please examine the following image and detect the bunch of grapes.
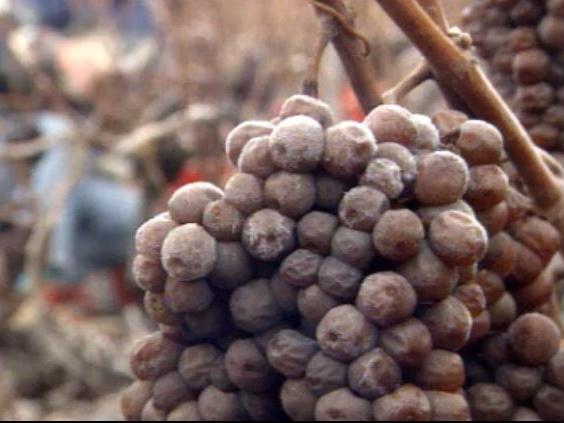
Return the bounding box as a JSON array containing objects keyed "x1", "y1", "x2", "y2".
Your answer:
[
  {"x1": 122, "y1": 94, "x2": 564, "y2": 421},
  {"x1": 462, "y1": 0, "x2": 564, "y2": 153}
]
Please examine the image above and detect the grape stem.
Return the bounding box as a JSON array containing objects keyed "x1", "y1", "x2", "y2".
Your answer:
[
  {"x1": 375, "y1": 0, "x2": 562, "y2": 215},
  {"x1": 311, "y1": 0, "x2": 383, "y2": 113},
  {"x1": 382, "y1": 61, "x2": 432, "y2": 104},
  {"x1": 302, "y1": 11, "x2": 333, "y2": 98}
]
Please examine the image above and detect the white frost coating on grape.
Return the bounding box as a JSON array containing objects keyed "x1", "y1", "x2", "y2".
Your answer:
[
  {"x1": 360, "y1": 158, "x2": 404, "y2": 199},
  {"x1": 269, "y1": 115, "x2": 325, "y2": 172},
  {"x1": 363, "y1": 104, "x2": 418, "y2": 149},
  {"x1": 238, "y1": 135, "x2": 277, "y2": 178},
  {"x1": 225, "y1": 120, "x2": 274, "y2": 166},
  {"x1": 135, "y1": 212, "x2": 178, "y2": 260},
  {"x1": 338, "y1": 186, "x2": 390, "y2": 232},
  {"x1": 161, "y1": 224, "x2": 217, "y2": 281},
  {"x1": 375, "y1": 142, "x2": 417, "y2": 182},
  {"x1": 323, "y1": 121, "x2": 377, "y2": 178},
  {"x1": 224, "y1": 173, "x2": 264, "y2": 215},
  {"x1": 279, "y1": 94, "x2": 335, "y2": 128},
  {"x1": 167, "y1": 182, "x2": 223, "y2": 224},
  {"x1": 412, "y1": 114, "x2": 440, "y2": 151},
  {"x1": 242, "y1": 209, "x2": 296, "y2": 261}
]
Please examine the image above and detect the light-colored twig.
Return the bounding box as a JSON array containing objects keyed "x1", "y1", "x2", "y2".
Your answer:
[
  {"x1": 0, "y1": 137, "x2": 51, "y2": 161},
  {"x1": 382, "y1": 61, "x2": 432, "y2": 104}
]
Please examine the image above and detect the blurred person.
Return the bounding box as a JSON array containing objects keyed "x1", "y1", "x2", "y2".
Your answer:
[{"x1": 30, "y1": 116, "x2": 143, "y2": 312}]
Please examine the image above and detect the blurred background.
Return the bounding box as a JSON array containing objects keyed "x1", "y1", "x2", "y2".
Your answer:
[{"x1": 0, "y1": 0, "x2": 467, "y2": 420}]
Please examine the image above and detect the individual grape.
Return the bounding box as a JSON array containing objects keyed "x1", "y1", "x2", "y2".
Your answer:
[
  {"x1": 432, "y1": 110, "x2": 468, "y2": 143},
  {"x1": 144, "y1": 292, "x2": 182, "y2": 326},
  {"x1": 224, "y1": 173, "x2": 264, "y2": 215},
  {"x1": 412, "y1": 113, "x2": 440, "y2": 151},
  {"x1": 161, "y1": 224, "x2": 217, "y2": 281},
  {"x1": 420, "y1": 296, "x2": 472, "y2": 351},
  {"x1": 280, "y1": 379, "x2": 317, "y2": 421},
  {"x1": 429, "y1": 210, "x2": 488, "y2": 266},
  {"x1": 545, "y1": 349, "x2": 564, "y2": 390},
  {"x1": 507, "y1": 242, "x2": 543, "y2": 287},
  {"x1": 269, "y1": 115, "x2": 325, "y2": 172},
  {"x1": 230, "y1": 279, "x2": 282, "y2": 333},
  {"x1": 225, "y1": 120, "x2": 274, "y2": 166},
  {"x1": 279, "y1": 249, "x2": 322, "y2": 288},
  {"x1": 424, "y1": 391, "x2": 471, "y2": 421},
  {"x1": 512, "y1": 270, "x2": 553, "y2": 311},
  {"x1": 481, "y1": 232, "x2": 518, "y2": 277},
  {"x1": 338, "y1": 186, "x2": 390, "y2": 232},
  {"x1": 373, "y1": 384, "x2": 432, "y2": 422},
  {"x1": 360, "y1": 158, "x2": 404, "y2": 199},
  {"x1": 505, "y1": 187, "x2": 532, "y2": 223},
  {"x1": 198, "y1": 386, "x2": 247, "y2": 421},
  {"x1": 270, "y1": 274, "x2": 298, "y2": 314},
  {"x1": 331, "y1": 226, "x2": 375, "y2": 270},
  {"x1": 242, "y1": 209, "x2": 296, "y2": 262},
  {"x1": 512, "y1": 407, "x2": 541, "y2": 421},
  {"x1": 539, "y1": 15, "x2": 564, "y2": 49},
  {"x1": 142, "y1": 400, "x2": 167, "y2": 421},
  {"x1": 323, "y1": 120, "x2": 377, "y2": 178},
  {"x1": 476, "y1": 201, "x2": 508, "y2": 236},
  {"x1": 266, "y1": 331, "x2": 319, "y2": 379},
  {"x1": 454, "y1": 283, "x2": 486, "y2": 317},
  {"x1": 252, "y1": 323, "x2": 292, "y2": 353},
  {"x1": 264, "y1": 171, "x2": 316, "y2": 218},
  {"x1": 315, "y1": 388, "x2": 373, "y2": 421},
  {"x1": 316, "y1": 305, "x2": 378, "y2": 362},
  {"x1": 238, "y1": 135, "x2": 277, "y2": 178},
  {"x1": 209, "y1": 242, "x2": 252, "y2": 291},
  {"x1": 121, "y1": 381, "x2": 153, "y2": 421},
  {"x1": 133, "y1": 255, "x2": 167, "y2": 293},
  {"x1": 297, "y1": 284, "x2": 339, "y2": 324},
  {"x1": 356, "y1": 272, "x2": 417, "y2": 327},
  {"x1": 135, "y1": 213, "x2": 178, "y2": 260},
  {"x1": 363, "y1": 104, "x2": 417, "y2": 149},
  {"x1": 375, "y1": 142, "x2": 417, "y2": 182},
  {"x1": 305, "y1": 351, "x2": 348, "y2": 395},
  {"x1": 315, "y1": 174, "x2": 348, "y2": 211},
  {"x1": 508, "y1": 313, "x2": 560, "y2": 366},
  {"x1": 372, "y1": 209, "x2": 424, "y2": 262},
  {"x1": 512, "y1": 49, "x2": 550, "y2": 84},
  {"x1": 167, "y1": 402, "x2": 202, "y2": 421},
  {"x1": 515, "y1": 83, "x2": 554, "y2": 111},
  {"x1": 415, "y1": 350, "x2": 464, "y2": 392},
  {"x1": 297, "y1": 211, "x2": 338, "y2": 255},
  {"x1": 398, "y1": 242, "x2": 458, "y2": 302},
  {"x1": 202, "y1": 199, "x2": 244, "y2": 241},
  {"x1": 467, "y1": 383, "x2": 514, "y2": 421},
  {"x1": 318, "y1": 256, "x2": 363, "y2": 300},
  {"x1": 184, "y1": 300, "x2": 229, "y2": 339},
  {"x1": 456, "y1": 120, "x2": 504, "y2": 165},
  {"x1": 530, "y1": 122, "x2": 560, "y2": 149},
  {"x1": 533, "y1": 385, "x2": 564, "y2": 421},
  {"x1": 508, "y1": 26, "x2": 538, "y2": 52},
  {"x1": 380, "y1": 318, "x2": 432, "y2": 368},
  {"x1": 153, "y1": 372, "x2": 194, "y2": 412},
  {"x1": 489, "y1": 293, "x2": 517, "y2": 331},
  {"x1": 279, "y1": 94, "x2": 335, "y2": 127},
  {"x1": 238, "y1": 391, "x2": 282, "y2": 421},
  {"x1": 511, "y1": 216, "x2": 561, "y2": 264},
  {"x1": 348, "y1": 348, "x2": 402, "y2": 399},
  {"x1": 544, "y1": 104, "x2": 564, "y2": 129},
  {"x1": 162, "y1": 278, "x2": 211, "y2": 314},
  {"x1": 415, "y1": 151, "x2": 470, "y2": 206},
  {"x1": 167, "y1": 183, "x2": 223, "y2": 225},
  {"x1": 464, "y1": 165, "x2": 509, "y2": 211},
  {"x1": 178, "y1": 344, "x2": 222, "y2": 390},
  {"x1": 510, "y1": 0, "x2": 543, "y2": 24},
  {"x1": 417, "y1": 200, "x2": 476, "y2": 227},
  {"x1": 225, "y1": 339, "x2": 277, "y2": 393},
  {"x1": 159, "y1": 324, "x2": 199, "y2": 346},
  {"x1": 209, "y1": 354, "x2": 236, "y2": 392},
  {"x1": 475, "y1": 269, "x2": 505, "y2": 305},
  {"x1": 130, "y1": 332, "x2": 183, "y2": 381},
  {"x1": 495, "y1": 363, "x2": 542, "y2": 402}
]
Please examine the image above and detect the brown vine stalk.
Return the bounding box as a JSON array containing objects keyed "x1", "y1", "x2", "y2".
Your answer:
[
  {"x1": 376, "y1": 0, "x2": 561, "y2": 214},
  {"x1": 312, "y1": 0, "x2": 383, "y2": 113}
]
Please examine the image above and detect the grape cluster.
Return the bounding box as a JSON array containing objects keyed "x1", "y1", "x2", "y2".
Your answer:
[
  {"x1": 463, "y1": 0, "x2": 564, "y2": 153},
  {"x1": 123, "y1": 95, "x2": 563, "y2": 421}
]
